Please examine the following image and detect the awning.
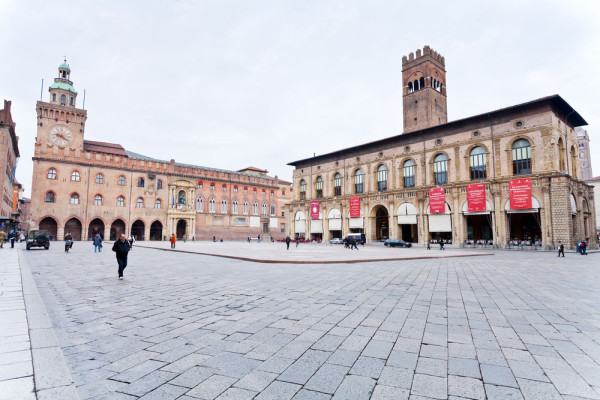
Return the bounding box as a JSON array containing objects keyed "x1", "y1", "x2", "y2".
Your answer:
[
  {"x1": 310, "y1": 220, "x2": 323, "y2": 233},
  {"x1": 397, "y1": 203, "x2": 418, "y2": 224},
  {"x1": 462, "y1": 200, "x2": 493, "y2": 215},
  {"x1": 328, "y1": 208, "x2": 342, "y2": 219},
  {"x1": 428, "y1": 214, "x2": 452, "y2": 232},
  {"x1": 295, "y1": 221, "x2": 305, "y2": 233},
  {"x1": 329, "y1": 219, "x2": 342, "y2": 230},
  {"x1": 398, "y1": 215, "x2": 417, "y2": 224},
  {"x1": 504, "y1": 197, "x2": 540, "y2": 213},
  {"x1": 349, "y1": 218, "x2": 364, "y2": 229}
]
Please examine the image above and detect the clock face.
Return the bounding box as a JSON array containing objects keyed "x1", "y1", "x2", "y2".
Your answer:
[{"x1": 48, "y1": 125, "x2": 73, "y2": 147}]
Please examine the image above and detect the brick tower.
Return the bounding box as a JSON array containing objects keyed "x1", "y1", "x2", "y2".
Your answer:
[{"x1": 402, "y1": 46, "x2": 447, "y2": 133}]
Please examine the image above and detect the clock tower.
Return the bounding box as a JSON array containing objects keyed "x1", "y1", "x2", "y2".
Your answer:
[{"x1": 35, "y1": 59, "x2": 87, "y2": 153}]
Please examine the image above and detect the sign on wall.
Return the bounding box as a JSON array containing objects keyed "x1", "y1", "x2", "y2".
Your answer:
[
  {"x1": 509, "y1": 178, "x2": 532, "y2": 209},
  {"x1": 429, "y1": 187, "x2": 446, "y2": 214},
  {"x1": 311, "y1": 201, "x2": 320, "y2": 220},
  {"x1": 467, "y1": 183, "x2": 486, "y2": 212},
  {"x1": 349, "y1": 197, "x2": 361, "y2": 218}
]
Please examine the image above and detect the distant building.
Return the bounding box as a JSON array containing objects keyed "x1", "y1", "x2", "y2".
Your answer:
[
  {"x1": 576, "y1": 127, "x2": 593, "y2": 180},
  {"x1": 0, "y1": 100, "x2": 20, "y2": 220},
  {"x1": 585, "y1": 176, "x2": 600, "y2": 238}
]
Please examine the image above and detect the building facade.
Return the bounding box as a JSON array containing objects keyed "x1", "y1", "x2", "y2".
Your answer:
[
  {"x1": 576, "y1": 127, "x2": 593, "y2": 180},
  {"x1": 584, "y1": 176, "x2": 600, "y2": 238},
  {"x1": 30, "y1": 61, "x2": 291, "y2": 241},
  {"x1": 0, "y1": 100, "x2": 20, "y2": 220},
  {"x1": 287, "y1": 46, "x2": 596, "y2": 249}
]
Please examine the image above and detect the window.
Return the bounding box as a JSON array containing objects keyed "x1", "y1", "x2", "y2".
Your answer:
[
  {"x1": 136, "y1": 198, "x2": 144, "y2": 208},
  {"x1": 299, "y1": 180, "x2": 306, "y2": 200},
  {"x1": 235, "y1": 217, "x2": 246, "y2": 226},
  {"x1": 209, "y1": 198, "x2": 216, "y2": 213},
  {"x1": 316, "y1": 176, "x2": 323, "y2": 198},
  {"x1": 403, "y1": 160, "x2": 415, "y2": 188},
  {"x1": 69, "y1": 97, "x2": 74, "y2": 106},
  {"x1": 94, "y1": 195, "x2": 103, "y2": 206},
  {"x1": 118, "y1": 176, "x2": 126, "y2": 186},
  {"x1": 117, "y1": 196, "x2": 125, "y2": 207},
  {"x1": 244, "y1": 187, "x2": 248, "y2": 193},
  {"x1": 198, "y1": 182, "x2": 203, "y2": 189},
  {"x1": 280, "y1": 223, "x2": 285, "y2": 233},
  {"x1": 71, "y1": 171, "x2": 80, "y2": 182},
  {"x1": 354, "y1": 169, "x2": 364, "y2": 194},
  {"x1": 512, "y1": 139, "x2": 532, "y2": 175},
  {"x1": 70, "y1": 193, "x2": 79, "y2": 204},
  {"x1": 196, "y1": 198, "x2": 204, "y2": 212},
  {"x1": 470, "y1": 146, "x2": 487, "y2": 180},
  {"x1": 262, "y1": 203, "x2": 267, "y2": 216},
  {"x1": 95, "y1": 173, "x2": 104, "y2": 184},
  {"x1": 233, "y1": 200, "x2": 238, "y2": 214},
  {"x1": 52, "y1": 93, "x2": 56, "y2": 102},
  {"x1": 210, "y1": 183, "x2": 215, "y2": 190},
  {"x1": 234, "y1": 186, "x2": 238, "y2": 193},
  {"x1": 270, "y1": 190, "x2": 274, "y2": 197},
  {"x1": 221, "y1": 200, "x2": 227, "y2": 213},
  {"x1": 243, "y1": 201, "x2": 249, "y2": 215},
  {"x1": 253, "y1": 202, "x2": 258, "y2": 215},
  {"x1": 47, "y1": 168, "x2": 57, "y2": 180},
  {"x1": 253, "y1": 188, "x2": 257, "y2": 194},
  {"x1": 377, "y1": 165, "x2": 387, "y2": 191},
  {"x1": 157, "y1": 180, "x2": 163, "y2": 189},
  {"x1": 334, "y1": 173, "x2": 342, "y2": 196},
  {"x1": 262, "y1": 189, "x2": 266, "y2": 195},
  {"x1": 155, "y1": 199, "x2": 161, "y2": 209},
  {"x1": 434, "y1": 154, "x2": 448, "y2": 185},
  {"x1": 222, "y1": 185, "x2": 227, "y2": 192},
  {"x1": 137, "y1": 178, "x2": 144, "y2": 187},
  {"x1": 45, "y1": 192, "x2": 55, "y2": 203},
  {"x1": 271, "y1": 204, "x2": 276, "y2": 216},
  {"x1": 60, "y1": 94, "x2": 66, "y2": 105}
]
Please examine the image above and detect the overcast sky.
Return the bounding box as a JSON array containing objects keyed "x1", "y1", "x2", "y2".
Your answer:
[{"x1": 2, "y1": 0, "x2": 599, "y2": 196}]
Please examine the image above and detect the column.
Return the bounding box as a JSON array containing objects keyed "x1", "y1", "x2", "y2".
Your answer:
[
  {"x1": 57, "y1": 226, "x2": 65, "y2": 241},
  {"x1": 103, "y1": 225, "x2": 110, "y2": 241},
  {"x1": 144, "y1": 224, "x2": 150, "y2": 241}
]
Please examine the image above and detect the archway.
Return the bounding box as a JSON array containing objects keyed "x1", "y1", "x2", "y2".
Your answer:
[
  {"x1": 39, "y1": 217, "x2": 58, "y2": 239},
  {"x1": 64, "y1": 218, "x2": 82, "y2": 240},
  {"x1": 150, "y1": 221, "x2": 163, "y2": 241},
  {"x1": 177, "y1": 219, "x2": 187, "y2": 240},
  {"x1": 371, "y1": 205, "x2": 390, "y2": 241},
  {"x1": 88, "y1": 218, "x2": 105, "y2": 240},
  {"x1": 131, "y1": 220, "x2": 145, "y2": 241},
  {"x1": 110, "y1": 219, "x2": 126, "y2": 241}
]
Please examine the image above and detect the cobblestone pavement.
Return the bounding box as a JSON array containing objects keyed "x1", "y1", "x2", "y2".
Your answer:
[{"x1": 19, "y1": 242, "x2": 600, "y2": 399}]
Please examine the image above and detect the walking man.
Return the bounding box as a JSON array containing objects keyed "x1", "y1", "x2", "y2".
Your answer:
[
  {"x1": 93, "y1": 234, "x2": 103, "y2": 253},
  {"x1": 112, "y1": 234, "x2": 131, "y2": 280},
  {"x1": 582, "y1": 240, "x2": 588, "y2": 255},
  {"x1": 0, "y1": 230, "x2": 5, "y2": 248},
  {"x1": 170, "y1": 234, "x2": 176, "y2": 249},
  {"x1": 257, "y1": 234, "x2": 261, "y2": 243},
  {"x1": 351, "y1": 237, "x2": 358, "y2": 250},
  {"x1": 285, "y1": 236, "x2": 291, "y2": 250},
  {"x1": 296, "y1": 235, "x2": 300, "y2": 248},
  {"x1": 557, "y1": 241, "x2": 565, "y2": 257}
]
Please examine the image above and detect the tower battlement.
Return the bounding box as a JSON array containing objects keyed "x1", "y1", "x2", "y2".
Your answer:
[{"x1": 402, "y1": 45, "x2": 445, "y2": 68}]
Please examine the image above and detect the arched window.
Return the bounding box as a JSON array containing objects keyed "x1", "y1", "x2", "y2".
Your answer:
[
  {"x1": 558, "y1": 138, "x2": 566, "y2": 172},
  {"x1": 117, "y1": 196, "x2": 125, "y2": 207},
  {"x1": 408, "y1": 82, "x2": 413, "y2": 93},
  {"x1": 377, "y1": 165, "x2": 387, "y2": 191},
  {"x1": 354, "y1": 169, "x2": 364, "y2": 194},
  {"x1": 243, "y1": 201, "x2": 249, "y2": 215},
  {"x1": 47, "y1": 168, "x2": 57, "y2": 180},
  {"x1": 512, "y1": 139, "x2": 531, "y2": 175},
  {"x1": 253, "y1": 202, "x2": 258, "y2": 215},
  {"x1": 316, "y1": 176, "x2": 323, "y2": 198},
  {"x1": 155, "y1": 199, "x2": 161, "y2": 209},
  {"x1": 232, "y1": 200, "x2": 238, "y2": 214},
  {"x1": 136, "y1": 198, "x2": 144, "y2": 208},
  {"x1": 71, "y1": 171, "x2": 80, "y2": 182},
  {"x1": 271, "y1": 204, "x2": 276, "y2": 216},
  {"x1": 45, "y1": 192, "x2": 55, "y2": 203},
  {"x1": 157, "y1": 180, "x2": 163, "y2": 189},
  {"x1": 570, "y1": 146, "x2": 577, "y2": 178},
  {"x1": 403, "y1": 159, "x2": 415, "y2": 188},
  {"x1": 433, "y1": 154, "x2": 448, "y2": 185},
  {"x1": 94, "y1": 195, "x2": 103, "y2": 206},
  {"x1": 419, "y1": 77, "x2": 425, "y2": 90},
  {"x1": 69, "y1": 97, "x2": 74, "y2": 106},
  {"x1": 178, "y1": 190, "x2": 186, "y2": 205},
  {"x1": 60, "y1": 94, "x2": 66, "y2": 105},
  {"x1": 118, "y1": 176, "x2": 126, "y2": 186},
  {"x1": 137, "y1": 178, "x2": 145, "y2": 187},
  {"x1": 221, "y1": 199, "x2": 227, "y2": 213},
  {"x1": 209, "y1": 198, "x2": 216, "y2": 213},
  {"x1": 196, "y1": 198, "x2": 204, "y2": 212},
  {"x1": 262, "y1": 203, "x2": 267, "y2": 216},
  {"x1": 95, "y1": 173, "x2": 104, "y2": 184},
  {"x1": 414, "y1": 79, "x2": 419, "y2": 91},
  {"x1": 52, "y1": 93, "x2": 56, "y2": 102},
  {"x1": 334, "y1": 173, "x2": 342, "y2": 196},
  {"x1": 70, "y1": 193, "x2": 79, "y2": 204},
  {"x1": 469, "y1": 147, "x2": 487, "y2": 180},
  {"x1": 299, "y1": 179, "x2": 306, "y2": 200}
]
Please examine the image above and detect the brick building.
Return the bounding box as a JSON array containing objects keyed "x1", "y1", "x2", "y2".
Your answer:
[
  {"x1": 287, "y1": 46, "x2": 596, "y2": 249},
  {"x1": 0, "y1": 100, "x2": 20, "y2": 220},
  {"x1": 29, "y1": 61, "x2": 291, "y2": 241},
  {"x1": 576, "y1": 127, "x2": 593, "y2": 180}
]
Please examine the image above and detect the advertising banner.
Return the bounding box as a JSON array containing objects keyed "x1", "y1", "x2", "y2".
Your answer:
[
  {"x1": 310, "y1": 201, "x2": 320, "y2": 220},
  {"x1": 349, "y1": 196, "x2": 361, "y2": 218},
  {"x1": 467, "y1": 183, "x2": 486, "y2": 212},
  {"x1": 509, "y1": 178, "x2": 532, "y2": 209},
  {"x1": 429, "y1": 187, "x2": 446, "y2": 214}
]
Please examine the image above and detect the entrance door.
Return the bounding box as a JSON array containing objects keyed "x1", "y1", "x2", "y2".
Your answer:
[
  {"x1": 466, "y1": 215, "x2": 492, "y2": 241},
  {"x1": 177, "y1": 219, "x2": 187, "y2": 239},
  {"x1": 150, "y1": 221, "x2": 163, "y2": 241},
  {"x1": 88, "y1": 218, "x2": 105, "y2": 240},
  {"x1": 508, "y1": 212, "x2": 541, "y2": 242},
  {"x1": 375, "y1": 207, "x2": 389, "y2": 241},
  {"x1": 131, "y1": 220, "x2": 145, "y2": 241},
  {"x1": 401, "y1": 224, "x2": 417, "y2": 242},
  {"x1": 39, "y1": 217, "x2": 58, "y2": 238},
  {"x1": 110, "y1": 219, "x2": 126, "y2": 241},
  {"x1": 64, "y1": 218, "x2": 82, "y2": 240}
]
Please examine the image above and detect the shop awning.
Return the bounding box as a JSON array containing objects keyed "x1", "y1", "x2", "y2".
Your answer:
[
  {"x1": 310, "y1": 220, "x2": 323, "y2": 233},
  {"x1": 398, "y1": 215, "x2": 417, "y2": 224},
  {"x1": 349, "y1": 217, "x2": 364, "y2": 229},
  {"x1": 504, "y1": 197, "x2": 540, "y2": 213},
  {"x1": 428, "y1": 214, "x2": 452, "y2": 232},
  {"x1": 397, "y1": 203, "x2": 418, "y2": 224},
  {"x1": 295, "y1": 221, "x2": 305, "y2": 233},
  {"x1": 329, "y1": 219, "x2": 342, "y2": 230}
]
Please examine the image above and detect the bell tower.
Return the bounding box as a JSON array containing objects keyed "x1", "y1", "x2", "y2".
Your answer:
[{"x1": 402, "y1": 46, "x2": 447, "y2": 133}]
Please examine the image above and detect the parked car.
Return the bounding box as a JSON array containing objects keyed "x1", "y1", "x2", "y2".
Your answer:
[
  {"x1": 384, "y1": 239, "x2": 412, "y2": 248},
  {"x1": 26, "y1": 229, "x2": 51, "y2": 250},
  {"x1": 330, "y1": 238, "x2": 344, "y2": 244}
]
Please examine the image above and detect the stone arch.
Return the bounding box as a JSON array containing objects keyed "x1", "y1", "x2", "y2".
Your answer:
[
  {"x1": 110, "y1": 218, "x2": 127, "y2": 241},
  {"x1": 88, "y1": 217, "x2": 106, "y2": 240},
  {"x1": 64, "y1": 217, "x2": 83, "y2": 240},
  {"x1": 369, "y1": 204, "x2": 390, "y2": 241},
  {"x1": 38, "y1": 216, "x2": 58, "y2": 238},
  {"x1": 131, "y1": 219, "x2": 146, "y2": 240},
  {"x1": 150, "y1": 220, "x2": 163, "y2": 241}
]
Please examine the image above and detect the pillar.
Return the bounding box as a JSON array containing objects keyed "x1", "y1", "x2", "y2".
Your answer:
[
  {"x1": 104, "y1": 225, "x2": 110, "y2": 241},
  {"x1": 57, "y1": 225, "x2": 65, "y2": 241},
  {"x1": 144, "y1": 224, "x2": 150, "y2": 241}
]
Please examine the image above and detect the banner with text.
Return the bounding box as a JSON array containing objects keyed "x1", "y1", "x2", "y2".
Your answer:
[
  {"x1": 429, "y1": 187, "x2": 446, "y2": 214},
  {"x1": 467, "y1": 183, "x2": 486, "y2": 212},
  {"x1": 349, "y1": 196, "x2": 361, "y2": 218},
  {"x1": 310, "y1": 201, "x2": 320, "y2": 220},
  {"x1": 509, "y1": 178, "x2": 532, "y2": 209}
]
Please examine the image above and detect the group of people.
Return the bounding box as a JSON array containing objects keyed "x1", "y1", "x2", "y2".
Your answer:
[
  {"x1": 557, "y1": 240, "x2": 589, "y2": 257},
  {"x1": 426, "y1": 239, "x2": 446, "y2": 250},
  {"x1": 284, "y1": 236, "x2": 302, "y2": 249},
  {"x1": 344, "y1": 236, "x2": 359, "y2": 250},
  {"x1": 0, "y1": 230, "x2": 24, "y2": 248}
]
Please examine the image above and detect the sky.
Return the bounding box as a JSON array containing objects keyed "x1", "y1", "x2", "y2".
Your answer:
[{"x1": 1, "y1": 0, "x2": 599, "y2": 196}]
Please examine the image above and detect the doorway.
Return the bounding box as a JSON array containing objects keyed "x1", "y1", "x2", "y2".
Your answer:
[
  {"x1": 88, "y1": 218, "x2": 105, "y2": 240},
  {"x1": 39, "y1": 217, "x2": 58, "y2": 238},
  {"x1": 374, "y1": 206, "x2": 389, "y2": 241},
  {"x1": 110, "y1": 219, "x2": 126, "y2": 241},
  {"x1": 177, "y1": 219, "x2": 187, "y2": 239},
  {"x1": 131, "y1": 220, "x2": 145, "y2": 241},
  {"x1": 64, "y1": 218, "x2": 82, "y2": 240},
  {"x1": 150, "y1": 221, "x2": 163, "y2": 241}
]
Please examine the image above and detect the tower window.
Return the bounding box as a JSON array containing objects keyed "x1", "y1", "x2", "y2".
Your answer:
[
  {"x1": 71, "y1": 171, "x2": 80, "y2": 182},
  {"x1": 70, "y1": 97, "x2": 74, "y2": 106},
  {"x1": 70, "y1": 193, "x2": 80, "y2": 205},
  {"x1": 408, "y1": 82, "x2": 413, "y2": 93},
  {"x1": 137, "y1": 178, "x2": 144, "y2": 187},
  {"x1": 60, "y1": 94, "x2": 66, "y2": 106},
  {"x1": 117, "y1": 196, "x2": 125, "y2": 207},
  {"x1": 420, "y1": 77, "x2": 425, "y2": 90},
  {"x1": 94, "y1": 195, "x2": 103, "y2": 206},
  {"x1": 52, "y1": 94, "x2": 56, "y2": 102},
  {"x1": 45, "y1": 192, "x2": 55, "y2": 203},
  {"x1": 118, "y1": 176, "x2": 126, "y2": 186},
  {"x1": 47, "y1": 168, "x2": 57, "y2": 180}
]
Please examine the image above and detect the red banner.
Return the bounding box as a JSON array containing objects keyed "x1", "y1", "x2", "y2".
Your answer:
[
  {"x1": 510, "y1": 178, "x2": 532, "y2": 209},
  {"x1": 467, "y1": 183, "x2": 486, "y2": 212},
  {"x1": 310, "y1": 201, "x2": 320, "y2": 220},
  {"x1": 429, "y1": 187, "x2": 446, "y2": 214},
  {"x1": 349, "y1": 197, "x2": 361, "y2": 218}
]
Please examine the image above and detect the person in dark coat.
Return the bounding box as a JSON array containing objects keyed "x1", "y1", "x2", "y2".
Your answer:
[
  {"x1": 285, "y1": 236, "x2": 291, "y2": 250},
  {"x1": 112, "y1": 234, "x2": 131, "y2": 280},
  {"x1": 557, "y1": 241, "x2": 564, "y2": 257}
]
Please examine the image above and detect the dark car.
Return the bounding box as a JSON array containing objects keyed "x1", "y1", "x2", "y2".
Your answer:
[
  {"x1": 26, "y1": 229, "x2": 51, "y2": 250},
  {"x1": 384, "y1": 239, "x2": 412, "y2": 248}
]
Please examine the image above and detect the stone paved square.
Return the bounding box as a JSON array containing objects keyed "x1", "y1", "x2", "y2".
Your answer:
[{"x1": 14, "y1": 243, "x2": 600, "y2": 399}]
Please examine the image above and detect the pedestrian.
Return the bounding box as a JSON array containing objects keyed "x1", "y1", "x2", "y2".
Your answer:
[
  {"x1": 582, "y1": 240, "x2": 588, "y2": 255},
  {"x1": 93, "y1": 233, "x2": 103, "y2": 253},
  {"x1": 438, "y1": 239, "x2": 445, "y2": 250},
  {"x1": 112, "y1": 234, "x2": 131, "y2": 280},
  {"x1": 296, "y1": 235, "x2": 300, "y2": 248},
  {"x1": 213, "y1": 235, "x2": 216, "y2": 242},
  {"x1": 258, "y1": 234, "x2": 261, "y2": 243},
  {"x1": 351, "y1": 237, "x2": 358, "y2": 250},
  {"x1": 285, "y1": 236, "x2": 291, "y2": 250},
  {"x1": 427, "y1": 240, "x2": 431, "y2": 250},
  {"x1": 128, "y1": 235, "x2": 134, "y2": 250},
  {"x1": 170, "y1": 234, "x2": 176, "y2": 249},
  {"x1": 247, "y1": 236, "x2": 251, "y2": 243},
  {"x1": 577, "y1": 241, "x2": 583, "y2": 255},
  {"x1": 10, "y1": 232, "x2": 15, "y2": 248},
  {"x1": 557, "y1": 241, "x2": 564, "y2": 257},
  {"x1": 0, "y1": 230, "x2": 5, "y2": 248}
]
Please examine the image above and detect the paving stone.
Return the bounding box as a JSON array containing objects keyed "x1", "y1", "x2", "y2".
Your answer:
[
  {"x1": 138, "y1": 383, "x2": 189, "y2": 400},
  {"x1": 371, "y1": 384, "x2": 409, "y2": 400},
  {"x1": 484, "y1": 384, "x2": 524, "y2": 400},
  {"x1": 349, "y1": 356, "x2": 385, "y2": 378},
  {"x1": 448, "y1": 375, "x2": 485, "y2": 399},
  {"x1": 255, "y1": 380, "x2": 301, "y2": 400},
  {"x1": 377, "y1": 366, "x2": 413, "y2": 389},
  {"x1": 448, "y1": 357, "x2": 481, "y2": 378},
  {"x1": 292, "y1": 389, "x2": 332, "y2": 399},
  {"x1": 326, "y1": 349, "x2": 360, "y2": 367},
  {"x1": 480, "y1": 364, "x2": 518, "y2": 388},
  {"x1": 410, "y1": 373, "x2": 447, "y2": 399},
  {"x1": 416, "y1": 357, "x2": 447, "y2": 377},
  {"x1": 387, "y1": 351, "x2": 418, "y2": 369},
  {"x1": 185, "y1": 375, "x2": 238, "y2": 399},
  {"x1": 331, "y1": 375, "x2": 375, "y2": 399},
  {"x1": 215, "y1": 387, "x2": 257, "y2": 400},
  {"x1": 168, "y1": 366, "x2": 214, "y2": 388},
  {"x1": 515, "y1": 378, "x2": 563, "y2": 400},
  {"x1": 234, "y1": 369, "x2": 278, "y2": 392},
  {"x1": 304, "y1": 363, "x2": 349, "y2": 394}
]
